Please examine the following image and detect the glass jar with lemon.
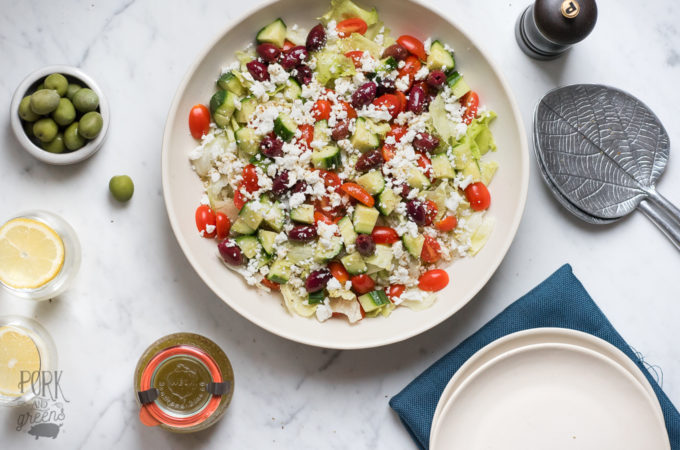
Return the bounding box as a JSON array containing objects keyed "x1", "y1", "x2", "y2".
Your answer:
[{"x1": 0, "y1": 211, "x2": 80, "y2": 301}]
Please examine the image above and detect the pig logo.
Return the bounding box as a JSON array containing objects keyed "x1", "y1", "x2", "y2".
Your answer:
[{"x1": 27, "y1": 422, "x2": 62, "y2": 440}]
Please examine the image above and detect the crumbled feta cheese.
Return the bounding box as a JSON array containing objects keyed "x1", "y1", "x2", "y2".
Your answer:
[
  {"x1": 289, "y1": 192, "x2": 306, "y2": 209},
  {"x1": 315, "y1": 301, "x2": 333, "y2": 322},
  {"x1": 327, "y1": 277, "x2": 342, "y2": 291},
  {"x1": 423, "y1": 38, "x2": 432, "y2": 53}
]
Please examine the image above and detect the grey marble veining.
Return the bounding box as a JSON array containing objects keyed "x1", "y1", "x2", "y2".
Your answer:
[{"x1": 0, "y1": 0, "x2": 679, "y2": 448}]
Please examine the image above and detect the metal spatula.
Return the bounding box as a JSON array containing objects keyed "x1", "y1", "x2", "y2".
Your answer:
[{"x1": 534, "y1": 84, "x2": 680, "y2": 249}]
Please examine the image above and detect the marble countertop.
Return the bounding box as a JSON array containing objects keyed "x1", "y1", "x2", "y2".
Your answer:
[{"x1": 1, "y1": 0, "x2": 679, "y2": 448}]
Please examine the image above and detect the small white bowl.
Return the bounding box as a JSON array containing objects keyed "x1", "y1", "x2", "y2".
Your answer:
[{"x1": 10, "y1": 65, "x2": 110, "y2": 165}]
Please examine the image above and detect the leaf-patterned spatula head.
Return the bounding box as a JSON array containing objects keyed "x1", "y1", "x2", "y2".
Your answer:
[{"x1": 534, "y1": 84, "x2": 680, "y2": 248}]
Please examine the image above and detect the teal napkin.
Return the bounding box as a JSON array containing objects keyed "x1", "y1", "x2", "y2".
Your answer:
[{"x1": 389, "y1": 264, "x2": 680, "y2": 449}]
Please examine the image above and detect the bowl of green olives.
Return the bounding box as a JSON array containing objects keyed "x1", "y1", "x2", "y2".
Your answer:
[{"x1": 10, "y1": 65, "x2": 109, "y2": 165}]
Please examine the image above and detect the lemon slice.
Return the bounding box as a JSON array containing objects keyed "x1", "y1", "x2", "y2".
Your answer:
[
  {"x1": 0, "y1": 218, "x2": 65, "y2": 290},
  {"x1": 0, "y1": 326, "x2": 41, "y2": 397}
]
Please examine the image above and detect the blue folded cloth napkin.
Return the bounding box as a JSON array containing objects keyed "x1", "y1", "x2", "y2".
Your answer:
[{"x1": 389, "y1": 264, "x2": 680, "y2": 449}]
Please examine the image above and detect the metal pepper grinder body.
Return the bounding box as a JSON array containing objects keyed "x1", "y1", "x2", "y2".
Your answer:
[{"x1": 516, "y1": 0, "x2": 597, "y2": 59}]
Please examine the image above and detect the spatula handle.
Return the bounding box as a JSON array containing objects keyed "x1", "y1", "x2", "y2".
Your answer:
[
  {"x1": 647, "y1": 189, "x2": 680, "y2": 226},
  {"x1": 638, "y1": 199, "x2": 680, "y2": 250}
]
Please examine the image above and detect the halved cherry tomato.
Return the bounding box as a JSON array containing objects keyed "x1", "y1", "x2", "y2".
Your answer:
[
  {"x1": 242, "y1": 164, "x2": 259, "y2": 193},
  {"x1": 195, "y1": 205, "x2": 216, "y2": 238},
  {"x1": 461, "y1": 91, "x2": 479, "y2": 125},
  {"x1": 314, "y1": 196, "x2": 344, "y2": 219},
  {"x1": 381, "y1": 145, "x2": 395, "y2": 162},
  {"x1": 298, "y1": 124, "x2": 314, "y2": 147},
  {"x1": 261, "y1": 278, "x2": 281, "y2": 290},
  {"x1": 464, "y1": 182, "x2": 491, "y2": 211},
  {"x1": 316, "y1": 169, "x2": 342, "y2": 191},
  {"x1": 417, "y1": 153, "x2": 433, "y2": 180},
  {"x1": 395, "y1": 91, "x2": 407, "y2": 112},
  {"x1": 188, "y1": 104, "x2": 210, "y2": 140},
  {"x1": 435, "y1": 215, "x2": 458, "y2": 232},
  {"x1": 282, "y1": 40, "x2": 295, "y2": 51},
  {"x1": 345, "y1": 50, "x2": 366, "y2": 68},
  {"x1": 424, "y1": 200, "x2": 438, "y2": 225},
  {"x1": 336, "y1": 18, "x2": 368, "y2": 37},
  {"x1": 387, "y1": 124, "x2": 408, "y2": 143},
  {"x1": 371, "y1": 226, "x2": 400, "y2": 244},
  {"x1": 386, "y1": 284, "x2": 405, "y2": 302},
  {"x1": 421, "y1": 235, "x2": 441, "y2": 264},
  {"x1": 351, "y1": 274, "x2": 375, "y2": 294},
  {"x1": 397, "y1": 35, "x2": 427, "y2": 61},
  {"x1": 339, "y1": 100, "x2": 357, "y2": 120},
  {"x1": 312, "y1": 99, "x2": 332, "y2": 121},
  {"x1": 329, "y1": 261, "x2": 350, "y2": 283},
  {"x1": 314, "y1": 211, "x2": 334, "y2": 225},
  {"x1": 341, "y1": 182, "x2": 374, "y2": 207},
  {"x1": 233, "y1": 188, "x2": 246, "y2": 210},
  {"x1": 215, "y1": 212, "x2": 231, "y2": 240},
  {"x1": 372, "y1": 94, "x2": 401, "y2": 119},
  {"x1": 418, "y1": 269, "x2": 449, "y2": 292},
  {"x1": 398, "y1": 56, "x2": 421, "y2": 88}
]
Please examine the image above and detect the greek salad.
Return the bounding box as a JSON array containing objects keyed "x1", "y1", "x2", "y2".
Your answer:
[{"x1": 187, "y1": 0, "x2": 498, "y2": 323}]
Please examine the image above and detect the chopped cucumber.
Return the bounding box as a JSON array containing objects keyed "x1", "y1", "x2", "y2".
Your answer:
[
  {"x1": 402, "y1": 233, "x2": 425, "y2": 258},
  {"x1": 313, "y1": 120, "x2": 331, "y2": 144},
  {"x1": 357, "y1": 289, "x2": 390, "y2": 313},
  {"x1": 283, "y1": 77, "x2": 302, "y2": 101},
  {"x1": 235, "y1": 235, "x2": 261, "y2": 259},
  {"x1": 337, "y1": 216, "x2": 358, "y2": 247},
  {"x1": 356, "y1": 170, "x2": 385, "y2": 195},
  {"x1": 239, "y1": 200, "x2": 264, "y2": 230},
  {"x1": 231, "y1": 217, "x2": 255, "y2": 235},
  {"x1": 352, "y1": 204, "x2": 379, "y2": 234},
  {"x1": 341, "y1": 252, "x2": 367, "y2": 275},
  {"x1": 406, "y1": 165, "x2": 431, "y2": 190},
  {"x1": 364, "y1": 244, "x2": 393, "y2": 271},
  {"x1": 287, "y1": 243, "x2": 315, "y2": 264},
  {"x1": 446, "y1": 71, "x2": 470, "y2": 100},
  {"x1": 377, "y1": 187, "x2": 400, "y2": 216},
  {"x1": 290, "y1": 204, "x2": 315, "y2": 224},
  {"x1": 427, "y1": 40, "x2": 455, "y2": 71},
  {"x1": 235, "y1": 127, "x2": 261, "y2": 156},
  {"x1": 257, "y1": 229, "x2": 278, "y2": 255},
  {"x1": 378, "y1": 56, "x2": 397, "y2": 72},
  {"x1": 235, "y1": 96, "x2": 258, "y2": 123},
  {"x1": 431, "y1": 153, "x2": 455, "y2": 179},
  {"x1": 263, "y1": 201, "x2": 285, "y2": 231},
  {"x1": 350, "y1": 117, "x2": 379, "y2": 152},
  {"x1": 273, "y1": 113, "x2": 297, "y2": 142},
  {"x1": 256, "y1": 18, "x2": 287, "y2": 48},
  {"x1": 308, "y1": 290, "x2": 326, "y2": 305},
  {"x1": 311, "y1": 145, "x2": 341, "y2": 169},
  {"x1": 209, "y1": 90, "x2": 237, "y2": 128},
  {"x1": 267, "y1": 258, "x2": 291, "y2": 284},
  {"x1": 315, "y1": 235, "x2": 343, "y2": 261},
  {"x1": 217, "y1": 71, "x2": 246, "y2": 96}
]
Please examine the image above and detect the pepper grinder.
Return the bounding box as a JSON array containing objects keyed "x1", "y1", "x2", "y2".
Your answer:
[{"x1": 515, "y1": 0, "x2": 597, "y2": 59}]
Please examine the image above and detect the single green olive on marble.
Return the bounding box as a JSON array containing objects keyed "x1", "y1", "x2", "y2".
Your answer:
[
  {"x1": 52, "y1": 98, "x2": 76, "y2": 126},
  {"x1": 109, "y1": 175, "x2": 134, "y2": 202},
  {"x1": 65, "y1": 83, "x2": 82, "y2": 100},
  {"x1": 32, "y1": 118, "x2": 59, "y2": 143},
  {"x1": 19, "y1": 96, "x2": 40, "y2": 122},
  {"x1": 78, "y1": 111, "x2": 103, "y2": 139},
  {"x1": 41, "y1": 132, "x2": 66, "y2": 153},
  {"x1": 44, "y1": 73, "x2": 68, "y2": 96},
  {"x1": 72, "y1": 87, "x2": 99, "y2": 113},
  {"x1": 30, "y1": 89, "x2": 60, "y2": 115},
  {"x1": 64, "y1": 122, "x2": 86, "y2": 151}
]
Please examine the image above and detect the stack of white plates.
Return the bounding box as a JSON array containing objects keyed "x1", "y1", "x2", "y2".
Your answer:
[{"x1": 429, "y1": 328, "x2": 670, "y2": 450}]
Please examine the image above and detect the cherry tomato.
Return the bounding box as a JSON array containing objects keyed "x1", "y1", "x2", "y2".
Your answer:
[
  {"x1": 242, "y1": 164, "x2": 259, "y2": 193},
  {"x1": 417, "y1": 153, "x2": 433, "y2": 180},
  {"x1": 340, "y1": 182, "x2": 374, "y2": 207},
  {"x1": 464, "y1": 182, "x2": 491, "y2": 211},
  {"x1": 397, "y1": 35, "x2": 427, "y2": 61},
  {"x1": 418, "y1": 269, "x2": 449, "y2": 292},
  {"x1": 188, "y1": 104, "x2": 210, "y2": 140},
  {"x1": 329, "y1": 261, "x2": 350, "y2": 283},
  {"x1": 314, "y1": 211, "x2": 334, "y2": 225},
  {"x1": 424, "y1": 200, "x2": 438, "y2": 225},
  {"x1": 372, "y1": 94, "x2": 401, "y2": 119},
  {"x1": 345, "y1": 50, "x2": 365, "y2": 68},
  {"x1": 339, "y1": 100, "x2": 357, "y2": 120},
  {"x1": 336, "y1": 18, "x2": 368, "y2": 37},
  {"x1": 398, "y1": 56, "x2": 421, "y2": 88},
  {"x1": 395, "y1": 91, "x2": 407, "y2": 112},
  {"x1": 261, "y1": 278, "x2": 281, "y2": 290},
  {"x1": 233, "y1": 188, "x2": 246, "y2": 210},
  {"x1": 314, "y1": 196, "x2": 344, "y2": 219},
  {"x1": 386, "y1": 284, "x2": 405, "y2": 302},
  {"x1": 215, "y1": 212, "x2": 231, "y2": 239},
  {"x1": 351, "y1": 274, "x2": 375, "y2": 294},
  {"x1": 461, "y1": 91, "x2": 479, "y2": 125},
  {"x1": 371, "y1": 226, "x2": 400, "y2": 244},
  {"x1": 282, "y1": 40, "x2": 295, "y2": 51},
  {"x1": 381, "y1": 145, "x2": 395, "y2": 162},
  {"x1": 316, "y1": 169, "x2": 342, "y2": 191},
  {"x1": 421, "y1": 235, "x2": 441, "y2": 263},
  {"x1": 387, "y1": 124, "x2": 408, "y2": 143},
  {"x1": 195, "y1": 205, "x2": 216, "y2": 238},
  {"x1": 312, "y1": 99, "x2": 332, "y2": 121},
  {"x1": 435, "y1": 215, "x2": 458, "y2": 232},
  {"x1": 298, "y1": 124, "x2": 314, "y2": 147}
]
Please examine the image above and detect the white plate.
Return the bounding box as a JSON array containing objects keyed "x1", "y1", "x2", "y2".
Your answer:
[
  {"x1": 161, "y1": 0, "x2": 529, "y2": 349},
  {"x1": 431, "y1": 328, "x2": 664, "y2": 430},
  {"x1": 430, "y1": 343, "x2": 670, "y2": 450}
]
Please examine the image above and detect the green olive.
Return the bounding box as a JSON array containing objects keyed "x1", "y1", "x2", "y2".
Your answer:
[
  {"x1": 109, "y1": 175, "x2": 134, "y2": 202},
  {"x1": 64, "y1": 122, "x2": 86, "y2": 151},
  {"x1": 18, "y1": 96, "x2": 40, "y2": 122},
  {"x1": 32, "y1": 118, "x2": 59, "y2": 143},
  {"x1": 23, "y1": 121, "x2": 35, "y2": 139},
  {"x1": 41, "y1": 132, "x2": 66, "y2": 153},
  {"x1": 78, "y1": 111, "x2": 103, "y2": 139},
  {"x1": 44, "y1": 73, "x2": 68, "y2": 96},
  {"x1": 30, "y1": 89, "x2": 60, "y2": 115},
  {"x1": 72, "y1": 88, "x2": 99, "y2": 113},
  {"x1": 65, "y1": 83, "x2": 82, "y2": 100},
  {"x1": 52, "y1": 98, "x2": 76, "y2": 126}
]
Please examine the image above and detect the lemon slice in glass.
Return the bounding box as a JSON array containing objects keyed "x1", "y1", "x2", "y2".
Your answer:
[
  {"x1": 0, "y1": 218, "x2": 65, "y2": 290},
  {"x1": 0, "y1": 325, "x2": 41, "y2": 397}
]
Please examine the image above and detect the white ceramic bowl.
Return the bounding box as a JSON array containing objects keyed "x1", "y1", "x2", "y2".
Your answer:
[
  {"x1": 10, "y1": 65, "x2": 110, "y2": 165},
  {"x1": 162, "y1": 0, "x2": 529, "y2": 349}
]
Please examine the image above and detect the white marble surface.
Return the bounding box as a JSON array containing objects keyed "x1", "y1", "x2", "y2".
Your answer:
[{"x1": 1, "y1": 0, "x2": 679, "y2": 448}]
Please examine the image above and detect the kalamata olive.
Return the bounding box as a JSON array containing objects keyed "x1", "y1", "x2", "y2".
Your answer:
[
  {"x1": 398, "y1": 183, "x2": 412, "y2": 199},
  {"x1": 355, "y1": 234, "x2": 376, "y2": 256},
  {"x1": 247, "y1": 60, "x2": 270, "y2": 81},
  {"x1": 413, "y1": 132, "x2": 440, "y2": 153},
  {"x1": 218, "y1": 240, "x2": 244, "y2": 266},
  {"x1": 382, "y1": 43, "x2": 409, "y2": 61},
  {"x1": 331, "y1": 121, "x2": 350, "y2": 141},
  {"x1": 376, "y1": 78, "x2": 396, "y2": 96},
  {"x1": 256, "y1": 43, "x2": 281, "y2": 63},
  {"x1": 355, "y1": 149, "x2": 384, "y2": 172},
  {"x1": 292, "y1": 180, "x2": 308, "y2": 194},
  {"x1": 406, "y1": 199, "x2": 430, "y2": 226},
  {"x1": 407, "y1": 83, "x2": 427, "y2": 114},
  {"x1": 306, "y1": 24, "x2": 327, "y2": 52},
  {"x1": 271, "y1": 171, "x2": 290, "y2": 197},
  {"x1": 288, "y1": 225, "x2": 318, "y2": 242},
  {"x1": 427, "y1": 70, "x2": 446, "y2": 88},
  {"x1": 260, "y1": 133, "x2": 283, "y2": 157},
  {"x1": 351, "y1": 82, "x2": 377, "y2": 108},
  {"x1": 294, "y1": 65, "x2": 313, "y2": 85},
  {"x1": 280, "y1": 46, "x2": 309, "y2": 70},
  {"x1": 306, "y1": 268, "x2": 332, "y2": 293}
]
